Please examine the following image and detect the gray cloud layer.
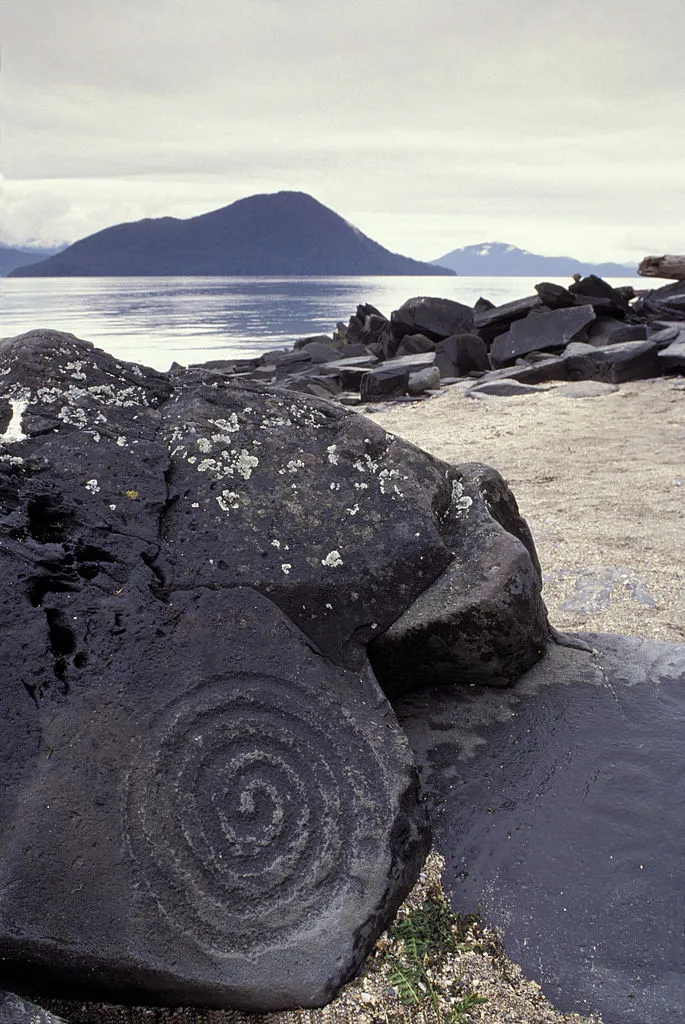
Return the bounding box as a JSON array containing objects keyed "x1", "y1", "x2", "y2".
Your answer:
[{"x1": 3, "y1": 0, "x2": 685, "y2": 260}]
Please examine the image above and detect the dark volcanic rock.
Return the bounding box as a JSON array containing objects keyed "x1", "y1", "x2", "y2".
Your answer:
[
  {"x1": 1, "y1": 586, "x2": 428, "y2": 1012},
  {"x1": 390, "y1": 296, "x2": 474, "y2": 342},
  {"x1": 395, "y1": 332, "x2": 436, "y2": 356},
  {"x1": 434, "y1": 333, "x2": 490, "y2": 378},
  {"x1": 634, "y1": 280, "x2": 685, "y2": 321},
  {"x1": 565, "y1": 338, "x2": 661, "y2": 383},
  {"x1": 397, "y1": 635, "x2": 685, "y2": 1024},
  {"x1": 473, "y1": 294, "x2": 541, "y2": 342},
  {"x1": 658, "y1": 337, "x2": 685, "y2": 370},
  {"x1": 359, "y1": 364, "x2": 409, "y2": 401},
  {"x1": 369, "y1": 464, "x2": 548, "y2": 697},
  {"x1": 534, "y1": 281, "x2": 575, "y2": 309},
  {"x1": 0, "y1": 328, "x2": 550, "y2": 1012},
  {"x1": 489, "y1": 305, "x2": 596, "y2": 368}
]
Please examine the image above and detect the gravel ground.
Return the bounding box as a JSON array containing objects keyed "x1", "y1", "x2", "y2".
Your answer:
[{"x1": 368, "y1": 376, "x2": 685, "y2": 644}]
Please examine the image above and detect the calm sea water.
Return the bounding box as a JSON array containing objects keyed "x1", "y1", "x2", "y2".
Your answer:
[{"x1": 0, "y1": 275, "x2": 645, "y2": 371}]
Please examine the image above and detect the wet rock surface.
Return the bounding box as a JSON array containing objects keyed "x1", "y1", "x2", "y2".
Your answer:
[
  {"x1": 0, "y1": 329, "x2": 548, "y2": 1012},
  {"x1": 396, "y1": 634, "x2": 685, "y2": 1024}
]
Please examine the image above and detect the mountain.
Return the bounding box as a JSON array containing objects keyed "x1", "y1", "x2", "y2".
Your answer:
[
  {"x1": 8, "y1": 192, "x2": 454, "y2": 278},
  {"x1": 431, "y1": 242, "x2": 637, "y2": 277},
  {"x1": 0, "y1": 244, "x2": 66, "y2": 276}
]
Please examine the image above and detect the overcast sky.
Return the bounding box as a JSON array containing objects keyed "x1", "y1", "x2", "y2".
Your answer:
[{"x1": 2, "y1": 0, "x2": 684, "y2": 262}]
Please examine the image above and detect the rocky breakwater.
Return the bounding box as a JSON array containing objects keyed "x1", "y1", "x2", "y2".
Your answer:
[
  {"x1": 204, "y1": 274, "x2": 685, "y2": 405},
  {"x1": 0, "y1": 329, "x2": 549, "y2": 1016}
]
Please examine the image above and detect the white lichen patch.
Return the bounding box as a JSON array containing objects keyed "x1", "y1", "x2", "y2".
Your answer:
[
  {"x1": 449, "y1": 478, "x2": 474, "y2": 515},
  {"x1": 353, "y1": 454, "x2": 379, "y2": 474},
  {"x1": 116, "y1": 436, "x2": 128, "y2": 447},
  {"x1": 196, "y1": 437, "x2": 212, "y2": 453},
  {"x1": 58, "y1": 405, "x2": 88, "y2": 428},
  {"x1": 346, "y1": 503, "x2": 360, "y2": 516},
  {"x1": 378, "y1": 467, "x2": 403, "y2": 497},
  {"x1": 1, "y1": 395, "x2": 30, "y2": 443},
  {"x1": 85, "y1": 479, "x2": 100, "y2": 494},
  {"x1": 65, "y1": 361, "x2": 86, "y2": 381},
  {"x1": 209, "y1": 414, "x2": 240, "y2": 435},
  {"x1": 285, "y1": 459, "x2": 305, "y2": 474},
  {"x1": 0, "y1": 454, "x2": 24, "y2": 466},
  {"x1": 235, "y1": 450, "x2": 259, "y2": 479},
  {"x1": 322, "y1": 550, "x2": 343, "y2": 568},
  {"x1": 327, "y1": 444, "x2": 339, "y2": 465},
  {"x1": 329, "y1": 481, "x2": 340, "y2": 491},
  {"x1": 271, "y1": 539, "x2": 281, "y2": 549},
  {"x1": 281, "y1": 563, "x2": 292, "y2": 575},
  {"x1": 216, "y1": 490, "x2": 240, "y2": 514}
]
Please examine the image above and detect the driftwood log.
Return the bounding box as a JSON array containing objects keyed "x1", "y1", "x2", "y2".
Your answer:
[{"x1": 638, "y1": 254, "x2": 685, "y2": 280}]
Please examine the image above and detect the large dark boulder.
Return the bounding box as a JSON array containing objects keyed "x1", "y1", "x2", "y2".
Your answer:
[
  {"x1": 534, "y1": 281, "x2": 575, "y2": 309},
  {"x1": 0, "y1": 329, "x2": 549, "y2": 1012},
  {"x1": 390, "y1": 296, "x2": 474, "y2": 342},
  {"x1": 634, "y1": 280, "x2": 685, "y2": 321},
  {"x1": 489, "y1": 305, "x2": 596, "y2": 368},
  {"x1": 565, "y1": 338, "x2": 661, "y2": 383},
  {"x1": 434, "y1": 333, "x2": 490, "y2": 378},
  {"x1": 473, "y1": 294, "x2": 541, "y2": 343},
  {"x1": 397, "y1": 634, "x2": 685, "y2": 1024},
  {"x1": 369, "y1": 463, "x2": 548, "y2": 696}
]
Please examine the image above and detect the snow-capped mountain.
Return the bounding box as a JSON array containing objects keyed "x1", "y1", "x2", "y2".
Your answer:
[{"x1": 432, "y1": 241, "x2": 636, "y2": 277}]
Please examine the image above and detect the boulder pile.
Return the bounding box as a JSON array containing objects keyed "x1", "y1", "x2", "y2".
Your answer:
[{"x1": 196, "y1": 275, "x2": 685, "y2": 404}]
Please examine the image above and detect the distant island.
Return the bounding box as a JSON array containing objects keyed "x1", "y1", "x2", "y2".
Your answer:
[
  {"x1": 431, "y1": 241, "x2": 637, "y2": 277},
  {"x1": 0, "y1": 244, "x2": 65, "y2": 276},
  {"x1": 7, "y1": 192, "x2": 454, "y2": 278}
]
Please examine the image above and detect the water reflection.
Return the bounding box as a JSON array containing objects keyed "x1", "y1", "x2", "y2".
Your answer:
[{"x1": 0, "y1": 275, "x2": 644, "y2": 371}]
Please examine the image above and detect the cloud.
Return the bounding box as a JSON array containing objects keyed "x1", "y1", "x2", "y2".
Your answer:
[{"x1": 3, "y1": 0, "x2": 685, "y2": 259}]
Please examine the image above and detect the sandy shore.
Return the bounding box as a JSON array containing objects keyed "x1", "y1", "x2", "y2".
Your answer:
[
  {"x1": 47, "y1": 378, "x2": 683, "y2": 1024},
  {"x1": 368, "y1": 376, "x2": 685, "y2": 644}
]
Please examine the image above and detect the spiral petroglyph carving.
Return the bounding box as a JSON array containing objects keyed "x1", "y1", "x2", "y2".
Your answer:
[{"x1": 125, "y1": 670, "x2": 394, "y2": 955}]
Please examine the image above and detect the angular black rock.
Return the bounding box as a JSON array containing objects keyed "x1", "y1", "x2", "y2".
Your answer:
[
  {"x1": 390, "y1": 296, "x2": 474, "y2": 342},
  {"x1": 659, "y1": 337, "x2": 685, "y2": 370},
  {"x1": 396, "y1": 635, "x2": 685, "y2": 1024},
  {"x1": 369, "y1": 464, "x2": 548, "y2": 696},
  {"x1": 489, "y1": 305, "x2": 596, "y2": 368},
  {"x1": 534, "y1": 281, "x2": 575, "y2": 309},
  {"x1": 395, "y1": 332, "x2": 436, "y2": 356},
  {"x1": 434, "y1": 333, "x2": 490, "y2": 378},
  {"x1": 0, "y1": 328, "x2": 549, "y2": 1011},
  {"x1": 359, "y1": 364, "x2": 409, "y2": 401},
  {"x1": 633, "y1": 280, "x2": 685, "y2": 321},
  {"x1": 473, "y1": 294, "x2": 541, "y2": 342},
  {"x1": 565, "y1": 338, "x2": 661, "y2": 383}
]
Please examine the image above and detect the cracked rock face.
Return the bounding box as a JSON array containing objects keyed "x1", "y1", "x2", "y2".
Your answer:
[{"x1": 0, "y1": 330, "x2": 548, "y2": 1012}]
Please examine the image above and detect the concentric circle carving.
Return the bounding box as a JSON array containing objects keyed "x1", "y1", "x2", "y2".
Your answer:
[{"x1": 125, "y1": 672, "x2": 393, "y2": 955}]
